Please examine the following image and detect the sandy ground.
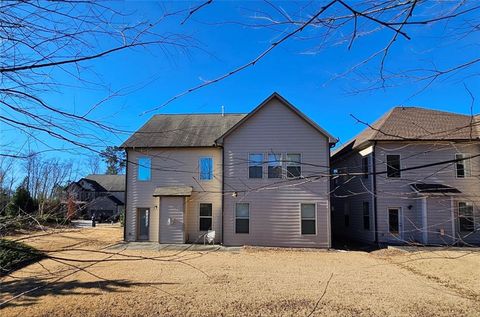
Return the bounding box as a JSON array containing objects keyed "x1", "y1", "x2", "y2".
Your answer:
[{"x1": 1, "y1": 227, "x2": 479, "y2": 317}]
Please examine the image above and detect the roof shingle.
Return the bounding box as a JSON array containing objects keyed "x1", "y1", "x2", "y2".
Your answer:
[
  {"x1": 121, "y1": 114, "x2": 246, "y2": 148},
  {"x1": 333, "y1": 107, "x2": 480, "y2": 157},
  {"x1": 85, "y1": 174, "x2": 125, "y2": 192}
]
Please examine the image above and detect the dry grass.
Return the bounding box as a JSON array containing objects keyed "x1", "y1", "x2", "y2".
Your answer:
[{"x1": 1, "y1": 227, "x2": 479, "y2": 317}]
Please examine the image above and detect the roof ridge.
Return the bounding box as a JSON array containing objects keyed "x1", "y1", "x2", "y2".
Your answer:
[
  {"x1": 152, "y1": 113, "x2": 247, "y2": 116},
  {"x1": 392, "y1": 105, "x2": 475, "y2": 117}
]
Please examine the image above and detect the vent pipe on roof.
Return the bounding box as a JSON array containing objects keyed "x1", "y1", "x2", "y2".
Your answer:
[{"x1": 221, "y1": 105, "x2": 224, "y2": 117}]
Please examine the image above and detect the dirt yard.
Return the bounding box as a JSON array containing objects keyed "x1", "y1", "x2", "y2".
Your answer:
[{"x1": 1, "y1": 226, "x2": 479, "y2": 317}]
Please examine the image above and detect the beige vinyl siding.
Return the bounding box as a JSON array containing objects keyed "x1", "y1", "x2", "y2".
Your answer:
[
  {"x1": 125, "y1": 148, "x2": 222, "y2": 243},
  {"x1": 222, "y1": 97, "x2": 332, "y2": 248},
  {"x1": 375, "y1": 141, "x2": 480, "y2": 244},
  {"x1": 331, "y1": 151, "x2": 375, "y2": 244}
]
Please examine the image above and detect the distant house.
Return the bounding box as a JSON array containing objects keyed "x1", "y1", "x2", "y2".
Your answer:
[
  {"x1": 65, "y1": 174, "x2": 125, "y2": 220},
  {"x1": 331, "y1": 107, "x2": 480, "y2": 246},
  {"x1": 121, "y1": 93, "x2": 337, "y2": 247}
]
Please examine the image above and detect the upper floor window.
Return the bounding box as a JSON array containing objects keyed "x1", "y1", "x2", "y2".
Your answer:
[
  {"x1": 286, "y1": 154, "x2": 301, "y2": 178},
  {"x1": 138, "y1": 157, "x2": 151, "y2": 181},
  {"x1": 455, "y1": 154, "x2": 471, "y2": 178},
  {"x1": 386, "y1": 155, "x2": 401, "y2": 178},
  {"x1": 362, "y1": 156, "x2": 369, "y2": 179},
  {"x1": 268, "y1": 153, "x2": 282, "y2": 178},
  {"x1": 458, "y1": 202, "x2": 474, "y2": 232},
  {"x1": 249, "y1": 154, "x2": 263, "y2": 179},
  {"x1": 199, "y1": 157, "x2": 213, "y2": 180}
]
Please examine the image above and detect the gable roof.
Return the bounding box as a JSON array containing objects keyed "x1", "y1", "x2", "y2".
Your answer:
[
  {"x1": 85, "y1": 174, "x2": 125, "y2": 192},
  {"x1": 121, "y1": 114, "x2": 246, "y2": 148},
  {"x1": 333, "y1": 106, "x2": 480, "y2": 158},
  {"x1": 216, "y1": 92, "x2": 338, "y2": 144}
]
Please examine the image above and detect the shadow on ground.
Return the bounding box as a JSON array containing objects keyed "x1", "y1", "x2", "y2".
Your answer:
[
  {"x1": 331, "y1": 235, "x2": 381, "y2": 252},
  {"x1": 0, "y1": 277, "x2": 178, "y2": 309}
]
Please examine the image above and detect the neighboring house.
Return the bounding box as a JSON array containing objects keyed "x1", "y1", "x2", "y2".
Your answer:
[
  {"x1": 65, "y1": 174, "x2": 125, "y2": 220},
  {"x1": 331, "y1": 107, "x2": 480, "y2": 246},
  {"x1": 121, "y1": 92, "x2": 337, "y2": 247}
]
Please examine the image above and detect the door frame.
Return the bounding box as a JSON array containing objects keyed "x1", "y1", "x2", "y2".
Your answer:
[
  {"x1": 136, "y1": 207, "x2": 150, "y2": 241},
  {"x1": 387, "y1": 207, "x2": 404, "y2": 241}
]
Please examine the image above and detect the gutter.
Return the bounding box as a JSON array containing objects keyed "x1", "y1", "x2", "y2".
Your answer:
[{"x1": 372, "y1": 141, "x2": 378, "y2": 245}]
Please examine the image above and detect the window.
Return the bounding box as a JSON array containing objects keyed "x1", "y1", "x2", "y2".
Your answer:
[
  {"x1": 301, "y1": 203, "x2": 316, "y2": 234},
  {"x1": 458, "y1": 202, "x2": 474, "y2": 232},
  {"x1": 199, "y1": 203, "x2": 212, "y2": 231},
  {"x1": 268, "y1": 153, "x2": 282, "y2": 178},
  {"x1": 362, "y1": 156, "x2": 369, "y2": 179},
  {"x1": 363, "y1": 201, "x2": 370, "y2": 230},
  {"x1": 388, "y1": 208, "x2": 400, "y2": 234},
  {"x1": 386, "y1": 155, "x2": 401, "y2": 178},
  {"x1": 249, "y1": 154, "x2": 263, "y2": 179},
  {"x1": 138, "y1": 157, "x2": 151, "y2": 181},
  {"x1": 235, "y1": 203, "x2": 249, "y2": 233},
  {"x1": 455, "y1": 154, "x2": 471, "y2": 178},
  {"x1": 286, "y1": 154, "x2": 301, "y2": 178},
  {"x1": 199, "y1": 157, "x2": 213, "y2": 180}
]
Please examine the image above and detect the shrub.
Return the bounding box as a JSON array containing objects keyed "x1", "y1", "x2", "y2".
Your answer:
[{"x1": 0, "y1": 239, "x2": 44, "y2": 276}]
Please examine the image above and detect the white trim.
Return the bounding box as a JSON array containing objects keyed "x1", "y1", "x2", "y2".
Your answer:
[{"x1": 299, "y1": 202, "x2": 317, "y2": 236}]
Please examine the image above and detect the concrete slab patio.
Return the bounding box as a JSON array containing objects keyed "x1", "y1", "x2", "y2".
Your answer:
[{"x1": 106, "y1": 242, "x2": 241, "y2": 252}]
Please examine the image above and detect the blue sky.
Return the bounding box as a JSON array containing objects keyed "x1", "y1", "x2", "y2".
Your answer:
[{"x1": 3, "y1": 1, "x2": 479, "y2": 175}]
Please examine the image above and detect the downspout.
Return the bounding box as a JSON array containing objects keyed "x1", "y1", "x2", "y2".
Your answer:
[
  {"x1": 220, "y1": 144, "x2": 225, "y2": 245},
  {"x1": 372, "y1": 141, "x2": 379, "y2": 245},
  {"x1": 123, "y1": 150, "x2": 128, "y2": 241},
  {"x1": 328, "y1": 142, "x2": 335, "y2": 249}
]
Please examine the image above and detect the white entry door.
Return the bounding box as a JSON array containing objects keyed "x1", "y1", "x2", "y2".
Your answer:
[{"x1": 159, "y1": 197, "x2": 185, "y2": 244}]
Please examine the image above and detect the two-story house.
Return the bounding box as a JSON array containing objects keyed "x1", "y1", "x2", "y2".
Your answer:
[
  {"x1": 331, "y1": 107, "x2": 480, "y2": 246},
  {"x1": 121, "y1": 93, "x2": 337, "y2": 247},
  {"x1": 65, "y1": 174, "x2": 125, "y2": 221}
]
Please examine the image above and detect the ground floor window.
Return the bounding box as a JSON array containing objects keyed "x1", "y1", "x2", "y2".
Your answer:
[
  {"x1": 363, "y1": 202, "x2": 370, "y2": 230},
  {"x1": 199, "y1": 203, "x2": 212, "y2": 231},
  {"x1": 301, "y1": 203, "x2": 316, "y2": 235},
  {"x1": 235, "y1": 203, "x2": 249, "y2": 233},
  {"x1": 458, "y1": 202, "x2": 474, "y2": 232},
  {"x1": 388, "y1": 208, "x2": 399, "y2": 234}
]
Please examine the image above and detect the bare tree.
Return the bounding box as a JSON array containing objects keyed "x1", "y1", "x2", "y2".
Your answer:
[{"x1": 86, "y1": 155, "x2": 101, "y2": 175}]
